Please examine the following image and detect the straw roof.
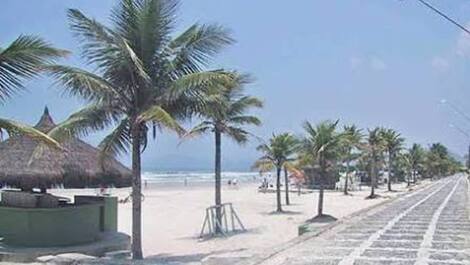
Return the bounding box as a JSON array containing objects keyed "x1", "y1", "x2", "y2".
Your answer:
[{"x1": 0, "y1": 107, "x2": 132, "y2": 189}]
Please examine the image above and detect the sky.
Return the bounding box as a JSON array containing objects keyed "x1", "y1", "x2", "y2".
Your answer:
[{"x1": 2, "y1": 0, "x2": 470, "y2": 171}]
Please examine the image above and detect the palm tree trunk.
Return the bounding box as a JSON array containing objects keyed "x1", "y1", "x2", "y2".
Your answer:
[
  {"x1": 317, "y1": 158, "x2": 325, "y2": 216},
  {"x1": 318, "y1": 177, "x2": 324, "y2": 216},
  {"x1": 370, "y1": 156, "x2": 376, "y2": 198},
  {"x1": 387, "y1": 153, "x2": 392, "y2": 192},
  {"x1": 284, "y1": 167, "x2": 290, "y2": 205},
  {"x1": 407, "y1": 170, "x2": 412, "y2": 187},
  {"x1": 131, "y1": 124, "x2": 143, "y2": 260},
  {"x1": 344, "y1": 159, "x2": 350, "y2": 195},
  {"x1": 276, "y1": 166, "x2": 282, "y2": 212},
  {"x1": 214, "y1": 128, "x2": 222, "y2": 233}
]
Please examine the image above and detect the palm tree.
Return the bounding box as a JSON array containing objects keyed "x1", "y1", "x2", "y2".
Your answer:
[
  {"x1": 0, "y1": 35, "x2": 67, "y2": 146},
  {"x1": 341, "y1": 125, "x2": 363, "y2": 195},
  {"x1": 186, "y1": 75, "x2": 262, "y2": 231},
  {"x1": 426, "y1": 143, "x2": 451, "y2": 179},
  {"x1": 399, "y1": 151, "x2": 413, "y2": 186},
  {"x1": 409, "y1": 143, "x2": 424, "y2": 185},
  {"x1": 380, "y1": 128, "x2": 404, "y2": 191},
  {"x1": 255, "y1": 133, "x2": 298, "y2": 212},
  {"x1": 47, "y1": 1, "x2": 234, "y2": 259},
  {"x1": 302, "y1": 120, "x2": 343, "y2": 218},
  {"x1": 364, "y1": 127, "x2": 385, "y2": 199}
]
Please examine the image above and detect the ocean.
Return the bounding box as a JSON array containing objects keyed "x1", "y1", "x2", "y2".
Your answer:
[{"x1": 141, "y1": 171, "x2": 261, "y2": 184}]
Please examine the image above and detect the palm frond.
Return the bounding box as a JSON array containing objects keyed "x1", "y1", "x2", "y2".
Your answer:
[
  {"x1": 0, "y1": 118, "x2": 60, "y2": 148},
  {"x1": 67, "y1": 9, "x2": 117, "y2": 65},
  {"x1": 252, "y1": 158, "x2": 274, "y2": 172},
  {"x1": 183, "y1": 121, "x2": 213, "y2": 140},
  {"x1": 48, "y1": 103, "x2": 117, "y2": 141},
  {"x1": 224, "y1": 125, "x2": 250, "y2": 144},
  {"x1": 0, "y1": 35, "x2": 68, "y2": 103},
  {"x1": 169, "y1": 23, "x2": 233, "y2": 74},
  {"x1": 228, "y1": 96, "x2": 263, "y2": 116},
  {"x1": 138, "y1": 105, "x2": 185, "y2": 135},
  {"x1": 46, "y1": 65, "x2": 122, "y2": 102},
  {"x1": 99, "y1": 118, "x2": 131, "y2": 162},
  {"x1": 112, "y1": 0, "x2": 178, "y2": 53},
  {"x1": 229, "y1": 115, "x2": 261, "y2": 126},
  {"x1": 167, "y1": 70, "x2": 235, "y2": 100}
]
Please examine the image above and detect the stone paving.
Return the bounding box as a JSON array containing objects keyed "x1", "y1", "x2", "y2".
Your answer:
[{"x1": 259, "y1": 176, "x2": 470, "y2": 265}]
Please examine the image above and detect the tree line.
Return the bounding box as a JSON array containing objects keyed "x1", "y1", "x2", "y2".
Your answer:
[{"x1": 254, "y1": 121, "x2": 463, "y2": 220}]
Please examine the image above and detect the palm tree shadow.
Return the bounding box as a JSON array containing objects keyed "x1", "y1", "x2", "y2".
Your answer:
[
  {"x1": 365, "y1": 194, "x2": 382, "y2": 200},
  {"x1": 307, "y1": 214, "x2": 337, "y2": 223},
  {"x1": 284, "y1": 202, "x2": 302, "y2": 206},
  {"x1": 178, "y1": 227, "x2": 262, "y2": 242},
  {"x1": 263, "y1": 210, "x2": 303, "y2": 216}
]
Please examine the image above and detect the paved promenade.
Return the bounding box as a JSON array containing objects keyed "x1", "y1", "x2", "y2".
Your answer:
[{"x1": 258, "y1": 176, "x2": 470, "y2": 265}]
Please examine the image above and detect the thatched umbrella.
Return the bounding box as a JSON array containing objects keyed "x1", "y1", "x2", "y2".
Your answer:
[{"x1": 0, "y1": 107, "x2": 131, "y2": 190}]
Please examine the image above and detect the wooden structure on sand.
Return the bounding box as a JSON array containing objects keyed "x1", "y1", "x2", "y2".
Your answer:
[{"x1": 200, "y1": 203, "x2": 246, "y2": 237}]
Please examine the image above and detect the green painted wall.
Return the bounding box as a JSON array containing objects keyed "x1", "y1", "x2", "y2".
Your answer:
[
  {"x1": 0, "y1": 204, "x2": 101, "y2": 247},
  {"x1": 103, "y1": 197, "x2": 118, "y2": 232}
]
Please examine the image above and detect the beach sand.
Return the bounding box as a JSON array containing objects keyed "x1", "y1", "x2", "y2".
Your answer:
[{"x1": 49, "y1": 181, "x2": 418, "y2": 261}]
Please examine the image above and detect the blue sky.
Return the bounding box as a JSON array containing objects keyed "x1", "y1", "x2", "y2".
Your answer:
[{"x1": 2, "y1": 0, "x2": 470, "y2": 171}]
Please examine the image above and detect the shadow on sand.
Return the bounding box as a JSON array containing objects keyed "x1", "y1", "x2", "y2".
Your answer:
[
  {"x1": 307, "y1": 214, "x2": 337, "y2": 223},
  {"x1": 365, "y1": 194, "x2": 382, "y2": 200},
  {"x1": 263, "y1": 210, "x2": 303, "y2": 216}
]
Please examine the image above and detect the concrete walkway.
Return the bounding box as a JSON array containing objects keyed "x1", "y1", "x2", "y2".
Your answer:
[{"x1": 251, "y1": 176, "x2": 470, "y2": 265}]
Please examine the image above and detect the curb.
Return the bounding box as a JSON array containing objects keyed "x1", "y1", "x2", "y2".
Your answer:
[{"x1": 234, "y1": 180, "x2": 436, "y2": 265}]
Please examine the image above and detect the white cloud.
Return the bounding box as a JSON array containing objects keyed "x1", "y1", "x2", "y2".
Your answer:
[
  {"x1": 349, "y1": 56, "x2": 387, "y2": 71},
  {"x1": 431, "y1": 56, "x2": 450, "y2": 71},
  {"x1": 369, "y1": 57, "x2": 387, "y2": 71},
  {"x1": 349, "y1": 56, "x2": 363, "y2": 70}
]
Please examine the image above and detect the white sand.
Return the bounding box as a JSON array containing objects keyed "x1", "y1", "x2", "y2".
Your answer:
[{"x1": 50, "y1": 181, "x2": 417, "y2": 260}]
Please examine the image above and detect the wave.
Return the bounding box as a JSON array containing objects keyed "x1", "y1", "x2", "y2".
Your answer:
[{"x1": 141, "y1": 171, "x2": 261, "y2": 184}]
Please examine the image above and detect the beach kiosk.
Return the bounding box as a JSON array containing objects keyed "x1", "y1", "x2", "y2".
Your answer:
[{"x1": 0, "y1": 108, "x2": 131, "y2": 260}]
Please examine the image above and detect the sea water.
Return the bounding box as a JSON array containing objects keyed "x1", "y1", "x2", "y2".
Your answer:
[{"x1": 142, "y1": 171, "x2": 262, "y2": 185}]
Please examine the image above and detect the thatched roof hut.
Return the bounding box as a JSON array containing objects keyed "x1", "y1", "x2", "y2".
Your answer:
[{"x1": 0, "y1": 107, "x2": 132, "y2": 189}]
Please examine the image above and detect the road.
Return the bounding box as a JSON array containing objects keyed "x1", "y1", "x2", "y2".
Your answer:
[{"x1": 258, "y1": 175, "x2": 470, "y2": 265}]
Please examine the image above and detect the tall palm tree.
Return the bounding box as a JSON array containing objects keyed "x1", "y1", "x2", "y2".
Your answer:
[
  {"x1": 47, "y1": 0, "x2": 234, "y2": 259},
  {"x1": 341, "y1": 125, "x2": 363, "y2": 195},
  {"x1": 0, "y1": 35, "x2": 67, "y2": 146},
  {"x1": 186, "y1": 75, "x2": 262, "y2": 231},
  {"x1": 397, "y1": 151, "x2": 412, "y2": 186},
  {"x1": 256, "y1": 133, "x2": 298, "y2": 212},
  {"x1": 409, "y1": 143, "x2": 424, "y2": 184},
  {"x1": 380, "y1": 128, "x2": 404, "y2": 191},
  {"x1": 302, "y1": 120, "x2": 343, "y2": 218},
  {"x1": 364, "y1": 127, "x2": 385, "y2": 199}
]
